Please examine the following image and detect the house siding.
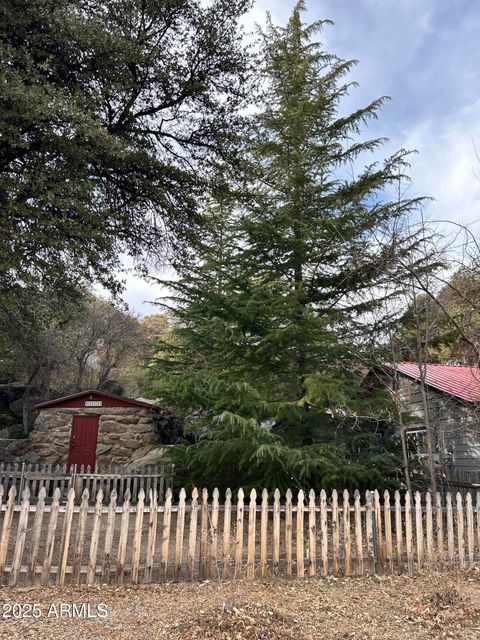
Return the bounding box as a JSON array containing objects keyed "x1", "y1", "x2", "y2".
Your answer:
[{"x1": 397, "y1": 376, "x2": 480, "y2": 472}]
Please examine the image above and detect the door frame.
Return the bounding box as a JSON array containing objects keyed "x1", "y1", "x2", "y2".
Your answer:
[{"x1": 66, "y1": 414, "x2": 100, "y2": 471}]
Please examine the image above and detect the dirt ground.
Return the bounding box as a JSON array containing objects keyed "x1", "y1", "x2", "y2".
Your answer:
[{"x1": 1, "y1": 571, "x2": 480, "y2": 639}]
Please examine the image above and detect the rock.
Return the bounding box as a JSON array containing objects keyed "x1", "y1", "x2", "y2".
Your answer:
[
  {"x1": 99, "y1": 380, "x2": 125, "y2": 396},
  {"x1": 9, "y1": 400, "x2": 40, "y2": 421},
  {"x1": 112, "y1": 437, "x2": 140, "y2": 449},
  {"x1": 96, "y1": 444, "x2": 112, "y2": 456},
  {"x1": 106, "y1": 415, "x2": 140, "y2": 425},
  {"x1": 98, "y1": 434, "x2": 121, "y2": 445},
  {"x1": 127, "y1": 424, "x2": 155, "y2": 435},
  {"x1": 99, "y1": 421, "x2": 124, "y2": 433},
  {"x1": 109, "y1": 446, "x2": 131, "y2": 456},
  {"x1": 8, "y1": 398, "x2": 25, "y2": 418},
  {"x1": 33, "y1": 414, "x2": 49, "y2": 432},
  {"x1": 22, "y1": 450, "x2": 42, "y2": 464},
  {"x1": 0, "y1": 383, "x2": 28, "y2": 402},
  {"x1": 0, "y1": 413, "x2": 19, "y2": 431},
  {"x1": 136, "y1": 433, "x2": 157, "y2": 445},
  {"x1": 127, "y1": 446, "x2": 173, "y2": 469},
  {"x1": 131, "y1": 446, "x2": 153, "y2": 461}
]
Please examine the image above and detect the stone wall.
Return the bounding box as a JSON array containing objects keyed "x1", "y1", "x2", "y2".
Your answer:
[{"x1": 29, "y1": 406, "x2": 159, "y2": 466}]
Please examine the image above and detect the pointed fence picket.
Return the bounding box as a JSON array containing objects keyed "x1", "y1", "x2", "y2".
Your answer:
[
  {"x1": 309, "y1": 490, "x2": 317, "y2": 577},
  {"x1": 188, "y1": 488, "x2": 199, "y2": 580},
  {"x1": 247, "y1": 489, "x2": 256, "y2": 579},
  {"x1": 320, "y1": 489, "x2": 328, "y2": 576},
  {"x1": 285, "y1": 489, "x2": 292, "y2": 577},
  {"x1": 116, "y1": 489, "x2": 131, "y2": 583},
  {"x1": 199, "y1": 488, "x2": 208, "y2": 579},
  {"x1": 296, "y1": 489, "x2": 305, "y2": 578},
  {"x1": 354, "y1": 490, "x2": 363, "y2": 575},
  {"x1": 272, "y1": 489, "x2": 280, "y2": 576},
  {"x1": 331, "y1": 490, "x2": 339, "y2": 576},
  {"x1": 260, "y1": 489, "x2": 268, "y2": 577},
  {"x1": 235, "y1": 488, "x2": 245, "y2": 576},
  {"x1": 222, "y1": 488, "x2": 231, "y2": 578},
  {"x1": 131, "y1": 488, "x2": 145, "y2": 583},
  {"x1": 102, "y1": 488, "x2": 118, "y2": 582},
  {"x1": 343, "y1": 490, "x2": 351, "y2": 576},
  {"x1": 161, "y1": 488, "x2": 172, "y2": 580},
  {"x1": 173, "y1": 488, "x2": 185, "y2": 580},
  {"x1": 1, "y1": 485, "x2": 480, "y2": 586}
]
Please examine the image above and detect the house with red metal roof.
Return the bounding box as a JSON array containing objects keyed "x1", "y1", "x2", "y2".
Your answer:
[
  {"x1": 379, "y1": 363, "x2": 480, "y2": 475},
  {"x1": 394, "y1": 363, "x2": 480, "y2": 403}
]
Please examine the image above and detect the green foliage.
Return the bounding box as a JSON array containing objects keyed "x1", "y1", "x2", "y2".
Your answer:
[
  {"x1": 148, "y1": 3, "x2": 430, "y2": 492},
  {"x1": 0, "y1": 0, "x2": 252, "y2": 296},
  {"x1": 170, "y1": 405, "x2": 403, "y2": 493}
]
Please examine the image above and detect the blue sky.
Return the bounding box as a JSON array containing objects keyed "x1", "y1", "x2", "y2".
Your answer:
[{"x1": 121, "y1": 0, "x2": 480, "y2": 316}]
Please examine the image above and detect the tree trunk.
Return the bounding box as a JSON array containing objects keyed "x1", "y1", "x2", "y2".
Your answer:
[
  {"x1": 414, "y1": 304, "x2": 437, "y2": 495},
  {"x1": 392, "y1": 376, "x2": 412, "y2": 494}
]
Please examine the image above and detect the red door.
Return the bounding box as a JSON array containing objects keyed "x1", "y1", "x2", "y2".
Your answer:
[{"x1": 67, "y1": 415, "x2": 99, "y2": 471}]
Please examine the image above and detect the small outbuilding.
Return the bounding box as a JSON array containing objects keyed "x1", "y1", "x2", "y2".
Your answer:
[
  {"x1": 373, "y1": 363, "x2": 480, "y2": 473},
  {"x1": 31, "y1": 389, "x2": 161, "y2": 469}
]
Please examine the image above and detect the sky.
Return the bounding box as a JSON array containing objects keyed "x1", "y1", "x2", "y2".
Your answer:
[{"x1": 120, "y1": 0, "x2": 480, "y2": 316}]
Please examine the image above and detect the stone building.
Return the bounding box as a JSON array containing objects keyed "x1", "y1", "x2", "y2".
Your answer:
[{"x1": 30, "y1": 389, "x2": 166, "y2": 468}]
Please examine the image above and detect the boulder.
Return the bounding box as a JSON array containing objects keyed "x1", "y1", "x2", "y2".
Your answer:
[
  {"x1": 32, "y1": 414, "x2": 49, "y2": 432},
  {"x1": 0, "y1": 437, "x2": 32, "y2": 463},
  {"x1": 8, "y1": 438, "x2": 32, "y2": 457},
  {"x1": 0, "y1": 383, "x2": 28, "y2": 402},
  {"x1": 131, "y1": 446, "x2": 153, "y2": 461},
  {"x1": 22, "y1": 450, "x2": 42, "y2": 464},
  {"x1": 9, "y1": 392, "x2": 43, "y2": 420},
  {"x1": 8, "y1": 398, "x2": 25, "y2": 419},
  {"x1": 99, "y1": 380, "x2": 125, "y2": 396}
]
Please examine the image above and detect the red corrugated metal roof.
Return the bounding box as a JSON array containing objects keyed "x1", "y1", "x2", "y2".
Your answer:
[{"x1": 394, "y1": 363, "x2": 480, "y2": 402}]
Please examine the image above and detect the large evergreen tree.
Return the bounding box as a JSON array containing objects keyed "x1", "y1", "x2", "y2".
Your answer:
[{"x1": 149, "y1": 2, "x2": 428, "y2": 492}]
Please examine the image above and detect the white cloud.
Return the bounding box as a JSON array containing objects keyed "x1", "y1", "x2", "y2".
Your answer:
[
  {"x1": 119, "y1": 274, "x2": 171, "y2": 317},
  {"x1": 402, "y1": 100, "x2": 480, "y2": 233},
  {"x1": 94, "y1": 260, "x2": 176, "y2": 318}
]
